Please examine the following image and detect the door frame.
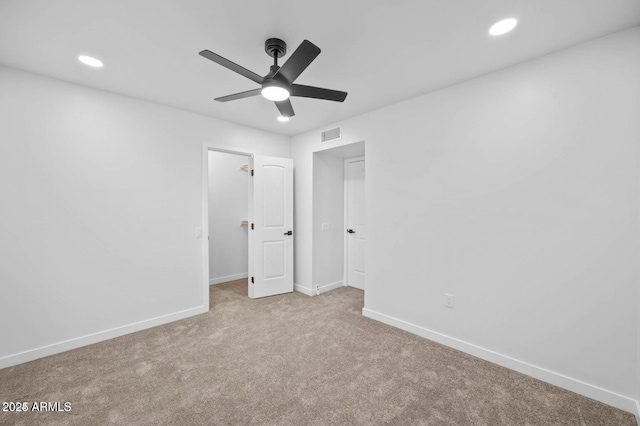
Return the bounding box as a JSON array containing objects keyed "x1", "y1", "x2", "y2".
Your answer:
[
  {"x1": 343, "y1": 156, "x2": 365, "y2": 289},
  {"x1": 202, "y1": 144, "x2": 255, "y2": 310}
]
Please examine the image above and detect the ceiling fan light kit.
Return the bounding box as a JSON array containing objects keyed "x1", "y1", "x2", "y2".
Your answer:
[
  {"x1": 199, "y1": 38, "x2": 347, "y2": 119},
  {"x1": 261, "y1": 81, "x2": 290, "y2": 101}
]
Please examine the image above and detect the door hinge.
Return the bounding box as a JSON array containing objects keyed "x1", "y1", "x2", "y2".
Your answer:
[
  {"x1": 251, "y1": 223, "x2": 254, "y2": 230},
  {"x1": 251, "y1": 277, "x2": 254, "y2": 283},
  {"x1": 251, "y1": 169, "x2": 254, "y2": 176}
]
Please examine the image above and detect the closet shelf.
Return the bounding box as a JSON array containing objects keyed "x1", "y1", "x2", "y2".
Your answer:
[
  {"x1": 240, "y1": 221, "x2": 249, "y2": 226},
  {"x1": 240, "y1": 165, "x2": 249, "y2": 171}
]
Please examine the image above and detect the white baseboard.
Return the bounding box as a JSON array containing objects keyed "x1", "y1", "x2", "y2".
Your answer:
[
  {"x1": 635, "y1": 400, "x2": 640, "y2": 425},
  {"x1": 317, "y1": 281, "x2": 343, "y2": 294},
  {"x1": 294, "y1": 281, "x2": 344, "y2": 296},
  {"x1": 294, "y1": 283, "x2": 314, "y2": 296},
  {"x1": 0, "y1": 305, "x2": 208, "y2": 369},
  {"x1": 209, "y1": 272, "x2": 248, "y2": 285},
  {"x1": 362, "y1": 307, "x2": 638, "y2": 415}
]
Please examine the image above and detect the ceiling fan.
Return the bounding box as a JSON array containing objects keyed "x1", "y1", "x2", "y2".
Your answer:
[{"x1": 199, "y1": 38, "x2": 347, "y2": 119}]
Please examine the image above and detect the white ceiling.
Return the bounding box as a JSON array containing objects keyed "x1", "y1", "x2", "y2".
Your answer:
[{"x1": 1, "y1": 0, "x2": 639, "y2": 137}]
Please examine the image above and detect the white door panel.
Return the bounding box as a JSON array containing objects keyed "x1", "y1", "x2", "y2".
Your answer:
[
  {"x1": 251, "y1": 156, "x2": 294, "y2": 298},
  {"x1": 263, "y1": 241, "x2": 286, "y2": 279},
  {"x1": 353, "y1": 238, "x2": 365, "y2": 274},
  {"x1": 262, "y1": 166, "x2": 286, "y2": 227},
  {"x1": 346, "y1": 158, "x2": 365, "y2": 290}
]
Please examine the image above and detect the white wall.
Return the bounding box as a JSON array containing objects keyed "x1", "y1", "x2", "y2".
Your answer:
[
  {"x1": 208, "y1": 151, "x2": 249, "y2": 284},
  {"x1": 292, "y1": 27, "x2": 640, "y2": 411},
  {"x1": 311, "y1": 152, "x2": 344, "y2": 292},
  {"x1": 0, "y1": 66, "x2": 290, "y2": 367}
]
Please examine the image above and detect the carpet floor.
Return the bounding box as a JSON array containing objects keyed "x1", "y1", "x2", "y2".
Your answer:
[{"x1": 0, "y1": 280, "x2": 635, "y2": 425}]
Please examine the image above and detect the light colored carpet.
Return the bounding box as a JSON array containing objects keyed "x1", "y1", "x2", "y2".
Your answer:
[{"x1": 0, "y1": 279, "x2": 635, "y2": 425}]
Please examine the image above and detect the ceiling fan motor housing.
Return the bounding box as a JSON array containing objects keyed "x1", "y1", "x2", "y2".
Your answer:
[{"x1": 262, "y1": 76, "x2": 289, "y2": 91}]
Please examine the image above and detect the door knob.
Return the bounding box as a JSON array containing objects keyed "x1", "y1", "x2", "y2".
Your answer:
[
  {"x1": 284, "y1": 230, "x2": 293, "y2": 235},
  {"x1": 347, "y1": 229, "x2": 355, "y2": 234}
]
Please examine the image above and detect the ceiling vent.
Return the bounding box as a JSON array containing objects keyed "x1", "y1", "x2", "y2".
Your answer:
[{"x1": 321, "y1": 127, "x2": 341, "y2": 143}]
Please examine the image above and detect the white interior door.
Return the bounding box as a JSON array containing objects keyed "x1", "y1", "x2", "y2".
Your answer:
[
  {"x1": 345, "y1": 157, "x2": 365, "y2": 290},
  {"x1": 250, "y1": 155, "x2": 294, "y2": 298}
]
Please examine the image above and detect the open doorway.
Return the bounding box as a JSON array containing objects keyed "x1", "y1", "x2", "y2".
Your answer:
[
  {"x1": 202, "y1": 147, "x2": 295, "y2": 304},
  {"x1": 207, "y1": 150, "x2": 252, "y2": 286},
  {"x1": 311, "y1": 141, "x2": 365, "y2": 295}
]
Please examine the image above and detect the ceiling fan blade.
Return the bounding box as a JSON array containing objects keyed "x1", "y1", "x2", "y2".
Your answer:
[
  {"x1": 199, "y1": 50, "x2": 264, "y2": 85},
  {"x1": 275, "y1": 99, "x2": 295, "y2": 117},
  {"x1": 273, "y1": 40, "x2": 320, "y2": 84},
  {"x1": 290, "y1": 84, "x2": 348, "y2": 102},
  {"x1": 214, "y1": 88, "x2": 262, "y2": 102}
]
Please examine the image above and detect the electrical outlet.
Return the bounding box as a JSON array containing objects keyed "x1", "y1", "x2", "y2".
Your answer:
[
  {"x1": 321, "y1": 223, "x2": 330, "y2": 231},
  {"x1": 195, "y1": 227, "x2": 203, "y2": 238},
  {"x1": 445, "y1": 293, "x2": 454, "y2": 308}
]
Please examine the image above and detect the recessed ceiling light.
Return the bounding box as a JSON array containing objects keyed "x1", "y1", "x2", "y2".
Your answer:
[
  {"x1": 277, "y1": 116, "x2": 290, "y2": 122},
  {"x1": 78, "y1": 55, "x2": 104, "y2": 68},
  {"x1": 489, "y1": 18, "x2": 518, "y2": 36}
]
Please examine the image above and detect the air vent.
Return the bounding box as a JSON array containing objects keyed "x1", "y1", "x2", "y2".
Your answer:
[{"x1": 321, "y1": 127, "x2": 341, "y2": 143}]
